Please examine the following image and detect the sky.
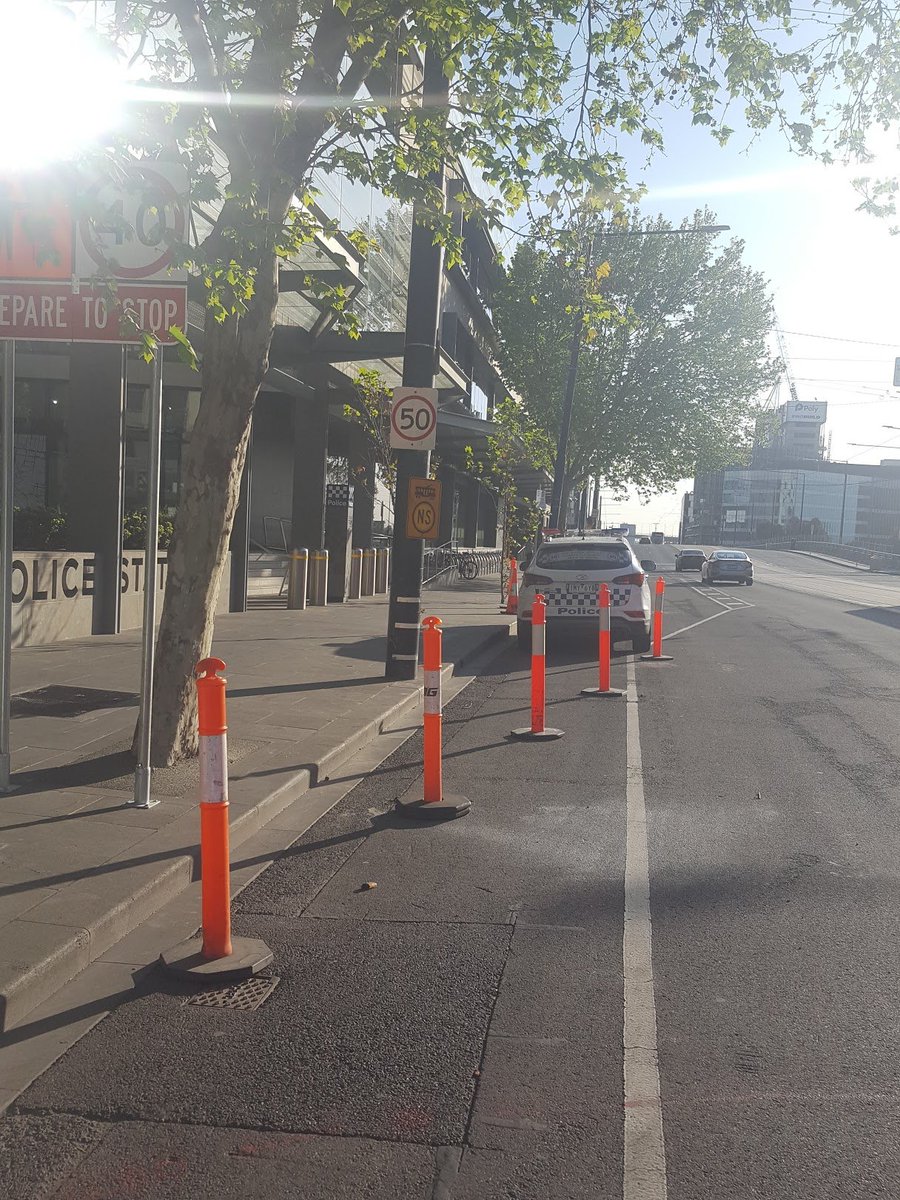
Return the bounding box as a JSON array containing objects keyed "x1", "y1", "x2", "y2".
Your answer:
[{"x1": 597, "y1": 107, "x2": 900, "y2": 536}]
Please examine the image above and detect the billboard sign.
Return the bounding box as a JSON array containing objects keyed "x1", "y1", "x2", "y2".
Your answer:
[{"x1": 784, "y1": 400, "x2": 827, "y2": 424}]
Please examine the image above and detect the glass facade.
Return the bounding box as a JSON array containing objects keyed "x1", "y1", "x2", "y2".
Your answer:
[
  {"x1": 695, "y1": 464, "x2": 900, "y2": 547},
  {"x1": 314, "y1": 170, "x2": 411, "y2": 334}
]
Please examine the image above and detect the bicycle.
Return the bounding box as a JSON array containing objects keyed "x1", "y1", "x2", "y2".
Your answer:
[{"x1": 457, "y1": 550, "x2": 479, "y2": 580}]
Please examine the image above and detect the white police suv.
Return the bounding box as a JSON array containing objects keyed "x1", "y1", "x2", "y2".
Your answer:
[{"x1": 517, "y1": 537, "x2": 654, "y2": 654}]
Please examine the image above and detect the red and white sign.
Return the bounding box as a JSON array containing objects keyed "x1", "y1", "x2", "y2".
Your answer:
[
  {"x1": 0, "y1": 164, "x2": 189, "y2": 343},
  {"x1": 0, "y1": 281, "x2": 187, "y2": 343},
  {"x1": 0, "y1": 175, "x2": 72, "y2": 281},
  {"x1": 390, "y1": 387, "x2": 438, "y2": 451},
  {"x1": 76, "y1": 163, "x2": 188, "y2": 283}
]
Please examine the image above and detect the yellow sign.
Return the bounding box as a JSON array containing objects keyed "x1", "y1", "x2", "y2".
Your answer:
[{"x1": 406, "y1": 477, "x2": 442, "y2": 540}]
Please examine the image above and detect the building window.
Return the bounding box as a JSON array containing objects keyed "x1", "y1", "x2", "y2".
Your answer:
[
  {"x1": 14, "y1": 378, "x2": 68, "y2": 510},
  {"x1": 124, "y1": 385, "x2": 200, "y2": 515}
]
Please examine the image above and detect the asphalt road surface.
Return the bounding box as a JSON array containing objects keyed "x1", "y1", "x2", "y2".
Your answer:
[{"x1": 4, "y1": 545, "x2": 900, "y2": 1198}]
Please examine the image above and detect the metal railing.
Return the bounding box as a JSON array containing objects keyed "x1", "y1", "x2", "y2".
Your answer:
[
  {"x1": 422, "y1": 543, "x2": 503, "y2": 588},
  {"x1": 262, "y1": 516, "x2": 292, "y2": 553},
  {"x1": 761, "y1": 539, "x2": 900, "y2": 573}
]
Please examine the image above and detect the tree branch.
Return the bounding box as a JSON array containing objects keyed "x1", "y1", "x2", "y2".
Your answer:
[{"x1": 169, "y1": 0, "x2": 252, "y2": 180}]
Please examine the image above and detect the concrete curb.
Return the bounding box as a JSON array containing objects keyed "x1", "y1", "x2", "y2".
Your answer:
[{"x1": 0, "y1": 622, "x2": 512, "y2": 1033}]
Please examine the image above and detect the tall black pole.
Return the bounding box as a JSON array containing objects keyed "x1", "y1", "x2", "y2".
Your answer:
[
  {"x1": 839, "y1": 472, "x2": 848, "y2": 543},
  {"x1": 385, "y1": 49, "x2": 447, "y2": 681},
  {"x1": 549, "y1": 317, "x2": 582, "y2": 531}
]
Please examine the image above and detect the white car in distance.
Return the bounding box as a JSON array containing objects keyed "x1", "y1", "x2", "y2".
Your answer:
[{"x1": 517, "y1": 537, "x2": 654, "y2": 654}]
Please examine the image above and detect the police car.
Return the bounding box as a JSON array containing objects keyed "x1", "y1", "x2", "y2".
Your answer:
[{"x1": 517, "y1": 537, "x2": 653, "y2": 653}]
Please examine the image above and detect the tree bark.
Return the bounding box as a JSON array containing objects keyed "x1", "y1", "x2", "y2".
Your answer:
[{"x1": 141, "y1": 215, "x2": 283, "y2": 766}]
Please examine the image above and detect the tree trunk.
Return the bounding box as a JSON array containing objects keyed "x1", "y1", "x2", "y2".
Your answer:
[{"x1": 141, "y1": 235, "x2": 282, "y2": 766}]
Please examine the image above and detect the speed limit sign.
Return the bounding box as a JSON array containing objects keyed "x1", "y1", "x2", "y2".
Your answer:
[{"x1": 390, "y1": 387, "x2": 438, "y2": 450}]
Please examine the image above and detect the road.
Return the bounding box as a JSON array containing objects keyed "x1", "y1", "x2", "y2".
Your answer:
[{"x1": 4, "y1": 545, "x2": 900, "y2": 1197}]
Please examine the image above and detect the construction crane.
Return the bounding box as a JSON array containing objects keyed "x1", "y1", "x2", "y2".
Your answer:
[{"x1": 776, "y1": 328, "x2": 800, "y2": 405}]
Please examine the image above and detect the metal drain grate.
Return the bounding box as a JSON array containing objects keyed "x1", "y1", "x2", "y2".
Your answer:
[
  {"x1": 11, "y1": 685, "x2": 138, "y2": 719},
  {"x1": 183, "y1": 975, "x2": 280, "y2": 1011}
]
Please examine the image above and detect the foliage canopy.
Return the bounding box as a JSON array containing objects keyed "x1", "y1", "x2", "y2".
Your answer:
[{"x1": 493, "y1": 212, "x2": 780, "y2": 495}]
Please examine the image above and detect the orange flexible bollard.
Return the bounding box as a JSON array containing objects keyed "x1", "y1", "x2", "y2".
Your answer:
[
  {"x1": 197, "y1": 658, "x2": 232, "y2": 959},
  {"x1": 511, "y1": 594, "x2": 564, "y2": 740},
  {"x1": 159, "y1": 659, "x2": 273, "y2": 981},
  {"x1": 422, "y1": 617, "x2": 443, "y2": 804},
  {"x1": 396, "y1": 617, "x2": 471, "y2": 820},
  {"x1": 641, "y1": 577, "x2": 674, "y2": 662},
  {"x1": 504, "y1": 558, "x2": 519, "y2": 614},
  {"x1": 582, "y1": 582, "x2": 623, "y2": 698}
]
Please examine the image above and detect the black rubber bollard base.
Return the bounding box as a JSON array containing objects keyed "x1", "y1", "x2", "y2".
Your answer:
[
  {"x1": 640, "y1": 653, "x2": 674, "y2": 662},
  {"x1": 396, "y1": 793, "x2": 472, "y2": 820},
  {"x1": 581, "y1": 687, "x2": 624, "y2": 698},
  {"x1": 509, "y1": 727, "x2": 565, "y2": 740},
  {"x1": 159, "y1": 935, "x2": 274, "y2": 982}
]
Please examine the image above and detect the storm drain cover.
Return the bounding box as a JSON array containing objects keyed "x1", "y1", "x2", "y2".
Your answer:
[
  {"x1": 183, "y1": 976, "x2": 280, "y2": 1011},
  {"x1": 11, "y1": 685, "x2": 138, "y2": 719}
]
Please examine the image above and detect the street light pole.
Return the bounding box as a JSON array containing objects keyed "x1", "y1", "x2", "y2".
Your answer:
[
  {"x1": 839, "y1": 471, "x2": 849, "y2": 543},
  {"x1": 547, "y1": 223, "x2": 729, "y2": 534},
  {"x1": 385, "y1": 49, "x2": 447, "y2": 681}
]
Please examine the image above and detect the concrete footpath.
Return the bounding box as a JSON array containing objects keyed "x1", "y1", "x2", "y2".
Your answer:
[{"x1": 0, "y1": 578, "x2": 512, "y2": 1045}]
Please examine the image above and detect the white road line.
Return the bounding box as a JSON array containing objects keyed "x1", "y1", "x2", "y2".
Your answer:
[
  {"x1": 690, "y1": 586, "x2": 738, "y2": 610},
  {"x1": 624, "y1": 657, "x2": 667, "y2": 1200},
  {"x1": 662, "y1": 610, "x2": 730, "y2": 640}
]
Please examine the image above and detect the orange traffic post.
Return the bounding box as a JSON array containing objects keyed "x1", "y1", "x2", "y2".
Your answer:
[
  {"x1": 582, "y1": 582, "x2": 623, "y2": 698},
  {"x1": 510, "y1": 594, "x2": 564, "y2": 740},
  {"x1": 160, "y1": 658, "x2": 274, "y2": 981},
  {"x1": 397, "y1": 617, "x2": 471, "y2": 820},
  {"x1": 641, "y1": 577, "x2": 674, "y2": 662},
  {"x1": 503, "y1": 557, "x2": 519, "y2": 614}
]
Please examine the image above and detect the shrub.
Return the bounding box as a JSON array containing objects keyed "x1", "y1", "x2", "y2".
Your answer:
[
  {"x1": 13, "y1": 506, "x2": 68, "y2": 550},
  {"x1": 122, "y1": 511, "x2": 175, "y2": 550}
]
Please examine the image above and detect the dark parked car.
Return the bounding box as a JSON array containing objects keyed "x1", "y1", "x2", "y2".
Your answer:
[
  {"x1": 675, "y1": 548, "x2": 707, "y2": 572},
  {"x1": 701, "y1": 549, "x2": 754, "y2": 586}
]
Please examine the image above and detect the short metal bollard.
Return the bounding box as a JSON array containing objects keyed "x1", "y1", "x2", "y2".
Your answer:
[
  {"x1": 287, "y1": 548, "x2": 308, "y2": 610},
  {"x1": 349, "y1": 548, "x2": 363, "y2": 599},
  {"x1": 308, "y1": 549, "x2": 329, "y2": 606},
  {"x1": 375, "y1": 547, "x2": 390, "y2": 593},
  {"x1": 160, "y1": 658, "x2": 273, "y2": 981},
  {"x1": 361, "y1": 547, "x2": 376, "y2": 596}
]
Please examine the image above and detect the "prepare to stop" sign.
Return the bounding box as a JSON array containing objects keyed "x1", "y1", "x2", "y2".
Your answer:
[{"x1": 390, "y1": 387, "x2": 438, "y2": 451}]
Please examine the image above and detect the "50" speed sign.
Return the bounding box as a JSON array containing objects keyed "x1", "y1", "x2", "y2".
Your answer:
[{"x1": 390, "y1": 387, "x2": 438, "y2": 451}]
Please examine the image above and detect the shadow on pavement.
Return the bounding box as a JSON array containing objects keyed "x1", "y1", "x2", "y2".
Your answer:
[
  {"x1": 845, "y1": 607, "x2": 900, "y2": 630},
  {"x1": 12, "y1": 749, "x2": 135, "y2": 797}
]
